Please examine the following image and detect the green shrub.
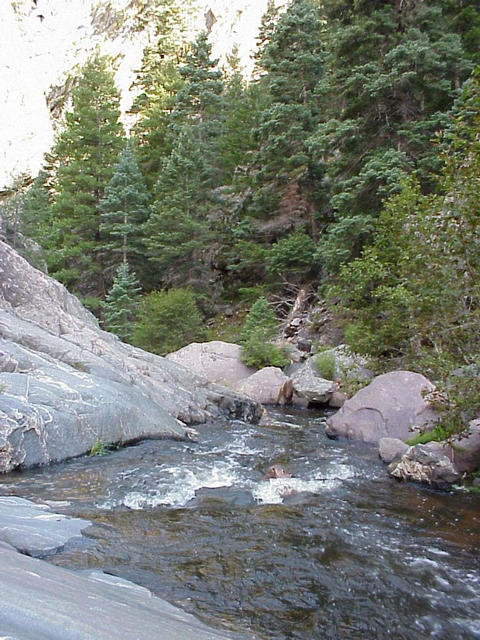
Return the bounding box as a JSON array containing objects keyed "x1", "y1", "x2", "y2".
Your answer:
[
  {"x1": 314, "y1": 352, "x2": 336, "y2": 380},
  {"x1": 266, "y1": 232, "x2": 317, "y2": 280},
  {"x1": 242, "y1": 336, "x2": 289, "y2": 369},
  {"x1": 132, "y1": 288, "x2": 206, "y2": 356},
  {"x1": 239, "y1": 297, "x2": 288, "y2": 369},
  {"x1": 240, "y1": 297, "x2": 277, "y2": 344}
]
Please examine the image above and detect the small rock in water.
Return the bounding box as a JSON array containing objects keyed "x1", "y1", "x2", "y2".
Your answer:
[{"x1": 263, "y1": 465, "x2": 294, "y2": 480}]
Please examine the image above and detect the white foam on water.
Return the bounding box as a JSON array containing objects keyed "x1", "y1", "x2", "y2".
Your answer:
[
  {"x1": 252, "y1": 476, "x2": 341, "y2": 505},
  {"x1": 119, "y1": 462, "x2": 243, "y2": 509}
]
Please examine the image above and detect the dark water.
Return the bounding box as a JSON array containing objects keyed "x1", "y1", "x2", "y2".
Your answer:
[{"x1": 0, "y1": 407, "x2": 479, "y2": 640}]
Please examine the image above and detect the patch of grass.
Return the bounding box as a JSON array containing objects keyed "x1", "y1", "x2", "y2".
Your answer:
[
  {"x1": 314, "y1": 352, "x2": 336, "y2": 381},
  {"x1": 89, "y1": 439, "x2": 115, "y2": 456},
  {"x1": 0, "y1": 383, "x2": 7, "y2": 393},
  {"x1": 340, "y1": 376, "x2": 369, "y2": 399},
  {"x1": 405, "y1": 424, "x2": 450, "y2": 446},
  {"x1": 70, "y1": 361, "x2": 88, "y2": 372}
]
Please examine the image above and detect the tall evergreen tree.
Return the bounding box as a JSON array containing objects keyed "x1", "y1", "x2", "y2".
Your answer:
[
  {"x1": 102, "y1": 262, "x2": 141, "y2": 342},
  {"x1": 48, "y1": 54, "x2": 124, "y2": 300},
  {"x1": 219, "y1": 48, "x2": 256, "y2": 183},
  {"x1": 99, "y1": 143, "x2": 150, "y2": 284},
  {"x1": 250, "y1": 0, "x2": 325, "y2": 239},
  {"x1": 130, "y1": 0, "x2": 194, "y2": 189},
  {"x1": 144, "y1": 32, "x2": 225, "y2": 292},
  {"x1": 310, "y1": 0, "x2": 473, "y2": 270}
]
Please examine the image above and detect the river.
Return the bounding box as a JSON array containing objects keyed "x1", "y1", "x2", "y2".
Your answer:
[{"x1": 0, "y1": 407, "x2": 479, "y2": 640}]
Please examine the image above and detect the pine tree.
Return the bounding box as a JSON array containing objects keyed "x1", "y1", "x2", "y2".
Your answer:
[
  {"x1": 310, "y1": 0, "x2": 473, "y2": 271},
  {"x1": 99, "y1": 143, "x2": 150, "y2": 284},
  {"x1": 239, "y1": 297, "x2": 288, "y2": 368},
  {"x1": 219, "y1": 47, "x2": 256, "y2": 182},
  {"x1": 48, "y1": 54, "x2": 124, "y2": 301},
  {"x1": 145, "y1": 32, "x2": 225, "y2": 292},
  {"x1": 130, "y1": 0, "x2": 194, "y2": 189},
  {"x1": 251, "y1": 0, "x2": 325, "y2": 238},
  {"x1": 102, "y1": 262, "x2": 141, "y2": 342}
]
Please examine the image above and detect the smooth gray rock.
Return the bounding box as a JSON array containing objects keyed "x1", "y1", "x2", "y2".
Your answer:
[
  {"x1": 0, "y1": 541, "x2": 252, "y2": 640},
  {"x1": 166, "y1": 341, "x2": 255, "y2": 387},
  {"x1": 0, "y1": 496, "x2": 89, "y2": 557},
  {"x1": 320, "y1": 344, "x2": 373, "y2": 383},
  {"x1": 0, "y1": 241, "x2": 260, "y2": 471},
  {"x1": 326, "y1": 371, "x2": 438, "y2": 443},
  {"x1": 234, "y1": 367, "x2": 289, "y2": 405},
  {"x1": 389, "y1": 444, "x2": 461, "y2": 488},
  {"x1": 291, "y1": 358, "x2": 336, "y2": 404},
  {"x1": 378, "y1": 438, "x2": 409, "y2": 464}
]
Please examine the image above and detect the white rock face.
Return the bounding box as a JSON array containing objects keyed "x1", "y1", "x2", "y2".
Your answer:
[{"x1": 1, "y1": 0, "x2": 285, "y2": 189}]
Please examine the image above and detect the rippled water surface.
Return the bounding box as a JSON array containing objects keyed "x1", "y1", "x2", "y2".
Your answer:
[{"x1": 1, "y1": 407, "x2": 479, "y2": 640}]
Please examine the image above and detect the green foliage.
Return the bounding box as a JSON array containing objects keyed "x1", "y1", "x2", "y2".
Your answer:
[
  {"x1": 250, "y1": 0, "x2": 325, "y2": 237},
  {"x1": 405, "y1": 425, "x2": 451, "y2": 447},
  {"x1": 239, "y1": 297, "x2": 288, "y2": 369},
  {"x1": 132, "y1": 288, "x2": 206, "y2": 355},
  {"x1": 241, "y1": 340, "x2": 289, "y2": 370},
  {"x1": 239, "y1": 297, "x2": 277, "y2": 344},
  {"x1": 99, "y1": 143, "x2": 150, "y2": 282},
  {"x1": 144, "y1": 33, "x2": 225, "y2": 292},
  {"x1": 311, "y1": 0, "x2": 474, "y2": 271},
  {"x1": 314, "y1": 352, "x2": 336, "y2": 381},
  {"x1": 102, "y1": 262, "x2": 141, "y2": 342},
  {"x1": 47, "y1": 54, "x2": 125, "y2": 298},
  {"x1": 266, "y1": 232, "x2": 317, "y2": 281},
  {"x1": 89, "y1": 439, "x2": 115, "y2": 456},
  {"x1": 333, "y1": 70, "x2": 480, "y2": 437}
]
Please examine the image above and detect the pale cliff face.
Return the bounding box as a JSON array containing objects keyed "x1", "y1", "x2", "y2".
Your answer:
[{"x1": 1, "y1": 0, "x2": 284, "y2": 190}]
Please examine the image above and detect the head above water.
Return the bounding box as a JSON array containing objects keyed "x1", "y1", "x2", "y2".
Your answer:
[{"x1": 264, "y1": 465, "x2": 294, "y2": 480}]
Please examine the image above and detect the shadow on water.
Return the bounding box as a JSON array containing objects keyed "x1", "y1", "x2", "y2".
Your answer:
[{"x1": 0, "y1": 406, "x2": 479, "y2": 640}]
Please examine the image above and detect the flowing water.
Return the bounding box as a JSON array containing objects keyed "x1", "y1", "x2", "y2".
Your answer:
[{"x1": 0, "y1": 407, "x2": 479, "y2": 640}]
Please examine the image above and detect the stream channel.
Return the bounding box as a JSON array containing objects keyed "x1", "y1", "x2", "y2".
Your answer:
[{"x1": 0, "y1": 407, "x2": 479, "y2": 640}]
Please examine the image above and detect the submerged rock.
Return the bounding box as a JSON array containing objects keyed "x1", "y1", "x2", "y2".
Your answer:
[
  {"x1": 326, "y1": 371, "x2": 438, "y2": 443},
  {"x1": 0, "y1": 242, "x2": 260, "y2": 472}
]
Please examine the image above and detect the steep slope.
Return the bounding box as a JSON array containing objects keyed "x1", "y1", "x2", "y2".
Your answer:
[
  {"x1": 1, "y1": 0, "x2": 284, "y2": 189},
  {"x1": 0, "y1": 241, "x2": 259, "y2": 472}
]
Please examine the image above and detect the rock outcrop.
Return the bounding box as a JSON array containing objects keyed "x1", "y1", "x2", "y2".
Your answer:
[
  {"x1": 421, "y1": 419, "x2": 480, "y2": 474},
  {"x1": 0, "y1": 495, "x2": 89, "y2": 558},
  {"x1": 0, "y1": 497, "x2": 251, "y2": 640},
  {"x1": 378, "y1": 437, "x2": 409, "y2": 464},
  {"x1": 326, "y1": 371, "x2": 438, "y2": 443},
  {"x1": 0, "y1": 242, "x2": 260, "y2": 472}
]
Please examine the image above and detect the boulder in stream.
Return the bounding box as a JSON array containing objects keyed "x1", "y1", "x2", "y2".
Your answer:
[
  {"x1": 290, "y1": 357, "x2": 336, "y2": 404},
  {"x1": 326, "y1": 371, "x2": 438, "y2": 443},
  {"x1": 389, "y1": 444, "x2": 461, "y2": 488}
]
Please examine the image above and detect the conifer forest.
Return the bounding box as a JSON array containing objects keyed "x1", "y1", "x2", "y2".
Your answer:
[{"x1": 3, "y1": 0, "x2": 480, "y2": 438}]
